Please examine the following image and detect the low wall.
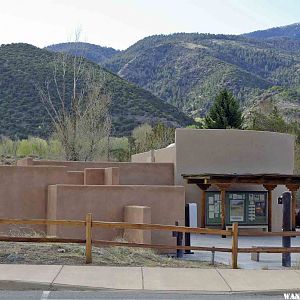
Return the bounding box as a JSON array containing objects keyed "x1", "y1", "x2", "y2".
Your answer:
[
  {"x1": 0, "y1": 166, "x2": 81, "y2": 232},
  {"x1": 131, "y1": 150, "x2": 154, "y2": 162},
  {"x1": 17, "y1": 158, "x2": 174, "y2": 185},
  {"x1": 47, "y1": 185, "x2": 185, "y2": 246},
  {"x1": 154, "y1": 146, "x2": 175, "y2": 163},
  {"x1": 83, "y1": 168, "x2": 119, "y2": 185},
  {"x1": 131, "y1": 147, "x2": 175, "y2": 163}
]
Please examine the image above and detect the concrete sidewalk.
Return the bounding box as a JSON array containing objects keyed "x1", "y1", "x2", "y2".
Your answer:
[
  {"x1": 0, "y1": 264, "x2": 300, "y2": 293},
  {"x1": 190, "y1": 234, "x2": 300, "y2": 269}
]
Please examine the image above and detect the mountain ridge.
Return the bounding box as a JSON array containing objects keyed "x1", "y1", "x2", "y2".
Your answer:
[
  {"x1": 101, "y1": 31, "x2": 300, "y2": 116},
  {"x1": 243, "y1": 23, "x2": 300, "y2": 40},
  {"x1": 0, "y1": 43, "x2": 192, "y2": 138},
  {"x1": 4, "y1": 21, "x2": 300, "y2": 139},
  {"x1": 45, "y1": 42, "x2": 121, "y2": 64}
]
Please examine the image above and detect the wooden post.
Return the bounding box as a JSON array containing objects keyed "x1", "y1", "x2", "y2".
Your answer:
[
  {"x1": 220, "y1": 189, "x2": 226, "y2": 231},
  {"x1": 263, "y1": 184, "x2": 277, "y2": 232},
  {"x1": 231, "y1": 222, "x2": 238, "y2": 269},
  {"x1": 201, "y1": 190, "x2": 206, "y2": 228},
  {"x1": 286, "y1": 185, "x2": 299, "y2": 231},
  {"x1": 85, "y1": 213, "x2": 92, "y2": 264},
  {"x1": 216, "y1": 184, "x2": 231, "y2": 232},
  {"x1": 197, "y1": 184, "x2": 211, "y2": 228}
]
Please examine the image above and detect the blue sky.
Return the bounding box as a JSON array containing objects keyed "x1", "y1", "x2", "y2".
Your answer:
[{"x1": 0, "y1": 0, "x2": 299, "y2": 49}]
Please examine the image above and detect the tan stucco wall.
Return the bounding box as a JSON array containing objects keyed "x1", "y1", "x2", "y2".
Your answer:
[
  {"x1": 131, "y1": 147, "x2": 175, "y2": 163},
  {"x1": 18, "y1": 159, "x2": 174, "y2": 186},
  {"x1": 66, "y1": 171, "x2": 84, "y2": 185},
  {"x1": 154, "y1": 146, "x2": 176, "y2": 163},
  {"x1": 0, "y1": 166, "x2": 81, "y2": 233},
  {"x1": 84, "y1": 168, "x2": 104, "y2": 185},
  {"x1": 124, "y1": 206, "x2": 151, "y2": 244},
  {"x1": 175, "y1": 129, "x2": 295, "y2": 231},
  {"x1": 104, "y1": 167, "x2": 120, "y2": 185},
  {"x1": 131, "y1": 150, "x2": 154, "y2": 162},
  {"x1": 47, "y1": 185, "x2": 185, "y2": 246}
]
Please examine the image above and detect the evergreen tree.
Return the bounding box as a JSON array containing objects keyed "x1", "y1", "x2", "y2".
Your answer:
[
  {"x1": 204, "y1": 90, "x2": 243, "y2": 129},
  {"x1": 249, "y1": 106, "x2": 287, "y2": 133}
]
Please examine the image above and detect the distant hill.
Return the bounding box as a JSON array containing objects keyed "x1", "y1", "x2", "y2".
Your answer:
[
  {"x1": 243, "y1": 23, "x2": 300, "y2": 40},
  {"x1": 46, "y1": 42, "x2": 120, "y2": 64},
  {"x1": 0, "y1": 43, "x2": 192, "y2": 139},
  {"x1": 102, "y1": 33, "x2": 300, "y2": 116},
  {"x1": 244, "y1": 86, "x2": 300, "y2": 124}
]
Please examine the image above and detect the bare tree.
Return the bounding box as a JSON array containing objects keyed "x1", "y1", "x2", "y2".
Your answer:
[{"x1": 37, "y1": 34, "x2": 111, "y2": 161}]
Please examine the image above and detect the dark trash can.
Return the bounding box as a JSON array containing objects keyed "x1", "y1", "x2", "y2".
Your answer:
[{"x1": 296, "y1": 210, "x2": 300, "y2": 228}]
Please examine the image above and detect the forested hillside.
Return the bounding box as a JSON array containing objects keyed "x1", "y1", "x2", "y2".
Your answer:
[
  {"x1": 101, "y1": 32, "x2": 300, "y2": 117},
  {"x1": 243, "y1": 23, "x2": 300, "y2": 40},
  {"x1": 0, "y1": 43, "x2": 192, "y2": 139},
  {"x1": 4, "y1": 23, "x2": 300, "y2": 140},
  {"x1": 46, "y1": 42, "x2": 120, "y2": 64}
]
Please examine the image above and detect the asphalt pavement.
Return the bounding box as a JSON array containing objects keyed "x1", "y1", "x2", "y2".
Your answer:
[{"x1": 0, "y1": 290, "x2": 286, "y2": 300}]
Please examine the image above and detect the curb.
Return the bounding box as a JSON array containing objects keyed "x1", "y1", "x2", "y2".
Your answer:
[
  {"x1": 0, "y1": 280, "x2": 105, "y2": 291},
  {"x1": 0, "y1": 280, "x2": 299, "y2": 295},
  {"x1": 0, "y1": 280, "x2": 51, "y2": 291}
]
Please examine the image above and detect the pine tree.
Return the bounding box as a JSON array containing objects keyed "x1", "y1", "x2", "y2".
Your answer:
[{"x1": 204, "y1": 90, "x2": 243, "y2": 129}]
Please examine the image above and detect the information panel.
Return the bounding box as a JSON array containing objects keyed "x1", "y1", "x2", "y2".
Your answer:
[
  {"x1": 246, "y1": 193, "x2": 267, "y2": 224},
  {"x1": 206, "y1": 191, "x2": 267, "y2": 226},
  {"x1": 206, "y1": 192, "x2": 221, "y2": 225}
]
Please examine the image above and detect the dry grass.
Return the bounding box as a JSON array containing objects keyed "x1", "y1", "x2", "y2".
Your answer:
[
  {"x1": 0, "y1": 229, "x2": 227, "y2": 268},
  {"x1": 0, "y1": 241, "x2": 228, "y2": 268}
]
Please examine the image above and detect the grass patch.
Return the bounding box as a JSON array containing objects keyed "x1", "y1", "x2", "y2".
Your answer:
[
  {"x1": 0, "y1": 241, "x2": 228, "y2": 268},
  {"x1": 0, "y1": 230, "x2": 227, "y2": 268}
]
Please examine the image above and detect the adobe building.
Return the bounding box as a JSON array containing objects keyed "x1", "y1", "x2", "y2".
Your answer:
[
  {"x1": 132, "y1": 129, "x2": 298, "y2": 232},
  {"x1": 1, "y1": 159, "x2": 185, "y2": 247},
  {"x1": 0, "y1": 128, "x2": 298, "y2": 248}
]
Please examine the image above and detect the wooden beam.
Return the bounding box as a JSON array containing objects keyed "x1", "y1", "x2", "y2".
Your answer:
[
  {"x1": 239, "y1": 230, "x2": 300, "y2": 237},
  {"x1": 196, "y1": 184, "x2": 211, "y2": 228},
  {"x1": 93, "y1": 239, "x2": 233, "y2": 252},
  {"x1": 286, "y1": 184, "x2": 299, "y2": 231},
  {"x1": 0, "y1": 236, "x2": 85, "y2": 243},
  {"x1": 238, "y1": 247, "x2": 300, "y2": 253},
  {"x1": 263, "y1": 184, "x2": 277, "y2": 232},
  {"x1": 0, "y1": 219, "x2": 85, "y2": 226},
  {"x1": 93, "y1": 220, "x2": 231, "y2": 236},
  {"x1": 216, "y1": 184, "x2": 231, "y2": 232},
  {"x1": 185, "y1": 174, "x2": 300, "y2": 186}
]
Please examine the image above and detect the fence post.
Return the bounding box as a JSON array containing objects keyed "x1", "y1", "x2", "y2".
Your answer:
[
  {"x1": 231, "y1": 222, "x2": 238, "y2": 269},
  {"x1": 85, "y1": 213, "x2": 92, "y2": 264},
  {"x1": 282, "y1": 192, "x2": 291, "y2": 267},
  {"x1": 211, "y1": 246, "x2": 215, "y2": 266},
  {"x1": 172, "y1": 221, "x2": 183, "y2": 258}
]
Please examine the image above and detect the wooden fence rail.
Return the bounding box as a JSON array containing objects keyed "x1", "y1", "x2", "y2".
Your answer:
[
  {"x1": 92, "y1": 221, "x2": 231, "y2": 236},
  {"x1": 0, "y1": 215, "x2": 299, "y2": 268},
  {"x1": 0, "y1": 219, "x2": 85, "y2": 226}
]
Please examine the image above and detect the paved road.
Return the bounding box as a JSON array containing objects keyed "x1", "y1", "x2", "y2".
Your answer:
[{"x1": 0, "y1": 290, "x2": 285, "y2": 299}]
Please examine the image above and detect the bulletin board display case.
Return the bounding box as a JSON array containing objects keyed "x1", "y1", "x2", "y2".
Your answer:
[{"x1": 206, "y1": 191, "x2": 268, "y2": 226}]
